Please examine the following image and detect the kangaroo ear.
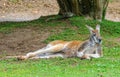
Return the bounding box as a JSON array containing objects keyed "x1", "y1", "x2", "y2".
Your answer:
[
  {"x1": 96, "y1": 24, "x2": 100, "y2": 32},
  {"x1": 85, "y1": 25, "x2": 94, "y2": 31}
]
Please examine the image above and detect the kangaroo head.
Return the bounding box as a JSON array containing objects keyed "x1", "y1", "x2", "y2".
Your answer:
[{"x1": 86, "y1": 25, "x2": 102, "y2": 44}]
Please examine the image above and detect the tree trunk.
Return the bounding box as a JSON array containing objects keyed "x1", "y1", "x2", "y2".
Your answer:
[
  {"x1": 92, "y1": 0, "x2": 103, "y2": 20},
  {"x1": 57, "y1": 0, "x2": 109, "y2": 21}
]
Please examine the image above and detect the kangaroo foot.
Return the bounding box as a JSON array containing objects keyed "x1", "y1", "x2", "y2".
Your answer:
[{"x1": 17, "y1": 56, "x2": 27, "y2": 60}]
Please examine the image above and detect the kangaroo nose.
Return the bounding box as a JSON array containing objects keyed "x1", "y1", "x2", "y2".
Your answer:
[{"x1": 99, "y1": 39, "x2": 102, "y2": 42}]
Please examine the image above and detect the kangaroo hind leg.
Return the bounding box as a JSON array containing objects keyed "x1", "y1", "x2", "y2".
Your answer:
[{"x1": 17, "y1": 44, "x2": 64, "y2": 60}]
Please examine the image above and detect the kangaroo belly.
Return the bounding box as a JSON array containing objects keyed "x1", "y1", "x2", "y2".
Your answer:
[{"x1": 62, "y1": 41, "x2": 83, "y2": 57}]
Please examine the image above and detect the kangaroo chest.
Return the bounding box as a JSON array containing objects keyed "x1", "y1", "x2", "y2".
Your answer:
[{"x1": 84, "y1": 44, "x2": 96, "y2": 54}]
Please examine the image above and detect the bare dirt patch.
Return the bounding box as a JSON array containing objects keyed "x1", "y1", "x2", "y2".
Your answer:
[
  {"x1": 0, "y1": 27, "x2": 47, "y2": 56},
  {"x1": 105, "y1": 0, "x2": 120, "y2": 22},
  {"x1": 0, "y1": 0, "x2": 59, "y2": 21},
  {"x1": 0, "y1": 21, "x2": 76, "y2": 58}
]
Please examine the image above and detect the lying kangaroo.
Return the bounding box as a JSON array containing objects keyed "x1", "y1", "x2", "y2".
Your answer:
[{"x1": 17, "y1": 25, "x2": 102, "y2": 60}]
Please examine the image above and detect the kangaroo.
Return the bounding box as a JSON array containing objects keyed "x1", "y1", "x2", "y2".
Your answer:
[{"x1": 17, "y1": 25, "x2": 102, "y2": 60}]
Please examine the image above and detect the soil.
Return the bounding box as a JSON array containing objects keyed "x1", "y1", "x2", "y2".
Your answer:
[
  {"x1": 0, "y1": 26, "x2": 49, "y2": 57},
  {"x1": 0, "y1": 20, "x2": 77, "y2": 58},
  {"x1": 105, "y1": 0, "x2": 120, "y2": 22},
  {"x1": 0, "y1": 0, "x2": 59, "y2": 21}
]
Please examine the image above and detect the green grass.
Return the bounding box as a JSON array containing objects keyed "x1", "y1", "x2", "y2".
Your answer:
[{"x1": 0, "y1": 16, "x2": 120, "y2": 77}]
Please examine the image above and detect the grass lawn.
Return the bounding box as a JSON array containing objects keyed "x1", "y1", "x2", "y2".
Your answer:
[{"x1": 0, "y1": 16, "x2": 120, "y2": 77}]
